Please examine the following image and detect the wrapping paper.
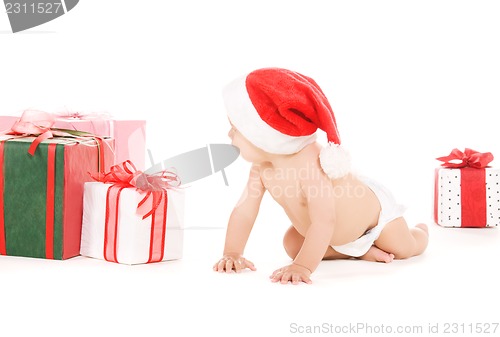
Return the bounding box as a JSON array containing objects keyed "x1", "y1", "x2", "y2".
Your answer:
[
  {"x1": 434, "y1": 167, "x2": 500, "y2": 227},
  {"x1": 80, "y1": 182, "x2": 184, "y2": 265},
  {"x1": 0, "y1": 136, "x2": 114, "y2": 259}
]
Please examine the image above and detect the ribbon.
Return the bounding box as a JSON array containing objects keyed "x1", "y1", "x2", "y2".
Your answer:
[
  {"x1": 91, "y1": 160, "x2": 180, "y2": 219},
  {"x1": 4, "y1": 109, "x2": 107, "y2": 174},
  {"x1": 93, "y1": 161, "x2": 179, "y2": 263},
  {"x1": 0, "y1": 142, "x2": 6, "y2": 255},
  {"x1": 104, "y1": 185, "x2": 124, "y2": 263},
  {"x1": 437, "y1": 148, "x2": 494, "y2": 169},
  {"x1": 436, "y1": 148, "x2": 493, "y2": 227},
  {"x1": 45, "y1": 143, "x2": 57, "y2": 259},
  {"x1": 6, "y1": 109, "x2": 100, "y2": 155}
]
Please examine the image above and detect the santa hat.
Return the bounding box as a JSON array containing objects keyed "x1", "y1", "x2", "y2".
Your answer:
[{"x1": 223, "y1": 67, "x2": 350, "y2": 179}]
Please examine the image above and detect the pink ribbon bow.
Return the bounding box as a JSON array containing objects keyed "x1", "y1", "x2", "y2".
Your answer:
[
  {"x1": 7, "y1": 109, "x2": 93, "y2": 156},
  {"x1": 436, "y1": 148, "x2": 494, "y2": 169},
  {"x1": 91, "y1": 160, "x2": 181, "y2": 219}
]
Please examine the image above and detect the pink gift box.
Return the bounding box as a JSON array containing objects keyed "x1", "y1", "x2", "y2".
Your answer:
[
  {"x1": 1, "y1": 115, "x2": 146, "y2": 170},
  {"x1": 0, "y1": 116, "x2": 18, "y2": 133}
]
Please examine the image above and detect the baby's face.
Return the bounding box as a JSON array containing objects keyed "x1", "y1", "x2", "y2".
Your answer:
[{"x1": 228, "y1": 123, "x2": 268, "y2": 163}]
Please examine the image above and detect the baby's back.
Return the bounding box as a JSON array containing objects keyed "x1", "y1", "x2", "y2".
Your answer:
[{"x1": 259, "y1": 157, "x2": 381, "y2": 246}]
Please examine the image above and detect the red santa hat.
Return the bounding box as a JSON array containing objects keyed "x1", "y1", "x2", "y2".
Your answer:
[{"x1": 223, "y1": 67, "x2": 351, "y2": 179}]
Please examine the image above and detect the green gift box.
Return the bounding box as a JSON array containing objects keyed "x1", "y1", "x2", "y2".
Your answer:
[{"x1": 0, "y1": 136, "x2": 114, "y2": 260}]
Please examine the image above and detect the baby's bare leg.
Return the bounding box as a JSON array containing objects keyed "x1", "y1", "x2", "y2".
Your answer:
[
  {"x1": 283, "y1": 226, "x2": 351, "y2": 260},
  {"x1": 374, "y1": 217, "x2": 429, "y2": 259}
]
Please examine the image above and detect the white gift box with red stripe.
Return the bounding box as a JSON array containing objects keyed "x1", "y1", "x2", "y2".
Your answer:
[
  {"x1": 434, "y1": 148, "x2": 500, "y2": 228},
  {"x1": 434, "y1": 168, "x2": 500, "y2": 227},
  {"x1": 80, "y1": 182, "x2": 184, "y2": 264}
]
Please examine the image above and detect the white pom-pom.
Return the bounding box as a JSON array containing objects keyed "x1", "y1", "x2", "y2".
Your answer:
[{"x1": 319, "y1": 143, "x2": 351, "y2": 179}]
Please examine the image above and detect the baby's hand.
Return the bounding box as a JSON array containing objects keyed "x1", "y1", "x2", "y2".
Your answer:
[
  {"x1": 213, "y1": 254, "x2": 256, "y2": 273},
  {"x1": 270, "y1": 263, "x2": 312, "y2": 285}
]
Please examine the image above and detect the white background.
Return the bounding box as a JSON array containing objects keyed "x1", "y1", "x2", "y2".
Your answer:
[{"x1": 1, "y1": 1, "x2": 499, "y2": 336}]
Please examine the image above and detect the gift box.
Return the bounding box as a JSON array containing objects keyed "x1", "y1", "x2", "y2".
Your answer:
[
  {"x1": 80, "y1": 162, "x2": 184, "y2": 265},
  {"x1": 54, "y1": 117, "x2": 146, "y2": 170},
  {"x1": 0, "y1": 136, "x2": 114, "y2": 259},
  {"x1": 1, "y1": 113, "x2": 146, "y2": 170},
  {"x1": 0, "y1": 116, "x2": 19, "y2": 133},
  {"x1": 434, "y1": 148, "x2": 500, "y2": 228}
]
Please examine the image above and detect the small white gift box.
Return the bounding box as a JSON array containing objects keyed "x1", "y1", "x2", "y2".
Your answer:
[{"x1": 80, "y1": 182, "x2": 184, "y2": 264}]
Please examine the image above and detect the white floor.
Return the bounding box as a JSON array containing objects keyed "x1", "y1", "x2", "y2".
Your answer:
[{"x1": 2, "y1": 215, "x2": 499, "y2": 337}]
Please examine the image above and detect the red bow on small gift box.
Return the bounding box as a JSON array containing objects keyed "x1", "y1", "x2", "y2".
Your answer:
[{"x1": 437, "y1": 148, "x2": 494, "y2": 169}]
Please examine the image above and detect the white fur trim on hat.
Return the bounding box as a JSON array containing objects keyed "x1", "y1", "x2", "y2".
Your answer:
[
  {"x1": 319, "y1": 143, "x2": 351, "y2": 179},
  {"x1": 223, "y1": 75, "x2": 316, "y2": 155}
]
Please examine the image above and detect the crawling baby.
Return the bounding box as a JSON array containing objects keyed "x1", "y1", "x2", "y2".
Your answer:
[{"x1": 213, "y1": 68, "x2": 428, "y2": 285}]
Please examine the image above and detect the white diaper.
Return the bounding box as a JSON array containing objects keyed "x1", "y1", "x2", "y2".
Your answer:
[{"x1": 331, "y1": 176, "x2": 406, "y2": 257}]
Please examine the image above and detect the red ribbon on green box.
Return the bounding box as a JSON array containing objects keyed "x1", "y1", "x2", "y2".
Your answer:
[
  {"x1": 0, "y1": 110, "x2": 112, "y2": 259},
  {"x1": 435, "y1": 148, "x2": 494, "y2": 228}
]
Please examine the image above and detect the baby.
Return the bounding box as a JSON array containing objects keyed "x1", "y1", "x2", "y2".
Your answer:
[{"x1": 213, "y1": 68, "x2": 429, "y2": 285}]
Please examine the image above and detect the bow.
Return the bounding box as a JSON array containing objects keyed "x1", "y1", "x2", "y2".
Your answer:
[
  {"x1": 437, "y1": 148, "x2": 494, "y2": 169},
  {"x1": 7, "y1": 109, "x2": 94, "y2": 155},
  {"x1": 91, "y1": 160, "x2": 181, "y2": 219}
]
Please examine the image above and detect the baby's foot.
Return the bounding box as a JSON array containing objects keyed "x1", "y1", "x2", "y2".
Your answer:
[{"x1": 358, "y1": 246, "x2": 395, "y2": 263}]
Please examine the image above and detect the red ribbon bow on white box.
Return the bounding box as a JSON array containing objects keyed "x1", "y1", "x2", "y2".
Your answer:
[{"x1": 437, "y1": 148, "x2": 494, "y2": 169}]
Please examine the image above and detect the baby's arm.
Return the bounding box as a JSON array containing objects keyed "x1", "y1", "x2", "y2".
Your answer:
[
  {"x1": 271, "y1": 175, "x2": 336, "y2": 284},
  {"x1": 293, "y1": 190, "x2": 335, "y2": 272},
  {"x1": 213, "y1": 164, "x2": 265, "y2": 273}
]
